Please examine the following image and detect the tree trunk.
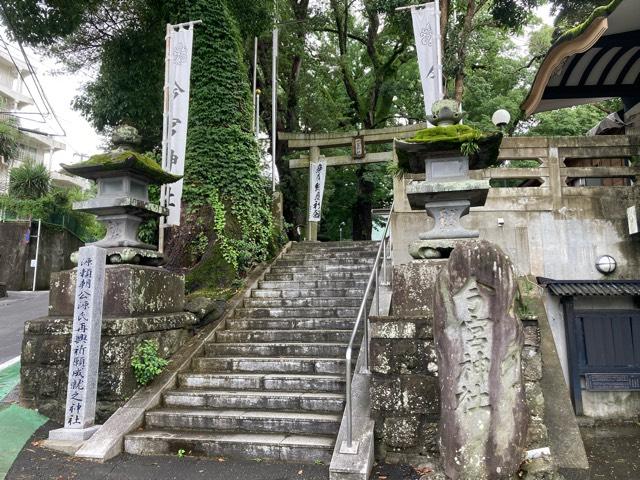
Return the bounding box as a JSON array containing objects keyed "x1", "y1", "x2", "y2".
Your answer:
[
  {"x1": 454, "y1": 0, "x2": 476, "y2": 103},
  {"x1": 352, "y1": 166, "x2": 374, "y2": 240}
]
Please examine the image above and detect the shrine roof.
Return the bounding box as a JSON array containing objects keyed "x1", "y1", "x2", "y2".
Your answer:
[
  {"x1": 537, "y1": 277, "x2": 640, "y2": 296},
  {"x1": 521, "y1": 0, "x2": 639, "y2": 116}
]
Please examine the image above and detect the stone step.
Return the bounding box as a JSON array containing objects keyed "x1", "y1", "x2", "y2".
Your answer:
[
  {"x1": 269, "y1": 265, "x2": 372, "y2": 274},
  {"x1": 251, "y1": 288, "x2": 365, "y2": 299},
  {"x1": 290, "y1": 240, "x2": 378, "y2": 249},
  {"x1": 178, "y1": 373, "x2": 345, "y2": 392},
  {"x1": 264, "y1": 272, "x2": 370, "y2": 281},
  {"x1": 205, "y1": 342, "x2": 350, "y2": 358},
  {"x1": 234, "y1": 306, "x2": 359, "y2": 318},
  {"x1": 227, "y1": 317, "x2": 356, "y2": 331},
  {"x1": 258, "y1": 280, "x2": 367, "y2": 290},
  {"x1": 145, "y1": 408, "x2": 342, "y2": 436},
  {"x1": 193, "y1": 356, "x2": 348, "y2": 374},
  {"x1": 276, "y1": 257, "x2": 375, "y2": 266},
  {"x1": 163, "y1": 389, "x2": 345, "y2": 412},
  {"x1": 125, "y1": 430, "x2": 335, "y2": 463},
  {"x1": 243, "y1": 297, "x2": 361, "y2": 308},
  {"x1": 216, "y1": 329, "x2": 352, "y2": 344}
]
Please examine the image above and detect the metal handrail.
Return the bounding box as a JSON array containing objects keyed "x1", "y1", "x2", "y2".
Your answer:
[{"x1": 341, "y1": 201, "x2": 393, "y2": 454}]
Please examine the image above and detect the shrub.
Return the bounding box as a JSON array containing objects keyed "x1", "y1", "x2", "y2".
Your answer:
[
  {"x1": 9, "y1": 160, "x2": 50, "y2": 199},
  {"x1": 131, "y1": 340, "x2": 169, "y2": 386},
  {"x1": 0, "y1": 120, "x2": 19, "y2": 161}
]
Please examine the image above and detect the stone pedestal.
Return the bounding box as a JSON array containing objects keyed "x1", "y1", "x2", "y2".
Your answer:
[
  {"x1": 21, "y1": 264, "x2": 196, "y2": 424},
  {"x1": 434, "y1": 240, "x2": 528, "y2": 480},
  {"x1": 370, "y1": 262, "x2": 445, "y2": 461}
]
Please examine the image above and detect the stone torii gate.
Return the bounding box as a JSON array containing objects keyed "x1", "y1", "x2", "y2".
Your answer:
[{"x1": 280, "y1": 123, "x2": 428, "y2": 241}]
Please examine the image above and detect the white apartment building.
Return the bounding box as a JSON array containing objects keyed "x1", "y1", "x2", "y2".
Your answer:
[{"x1": 0, "y1": 47, "x2": 83, "y2": 193}]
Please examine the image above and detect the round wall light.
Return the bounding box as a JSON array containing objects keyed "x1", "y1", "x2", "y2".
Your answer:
[{"x1": 595, "y1": 255, "x2": 617, "y2": 275}]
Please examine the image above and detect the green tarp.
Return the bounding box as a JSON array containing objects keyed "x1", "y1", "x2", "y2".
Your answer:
[
  {"x1": 0, "y1": 363, "x2": 48, "y2": 479},
  {"x1": 0, "y1": 363, "x2": 20, "y2": 401}
]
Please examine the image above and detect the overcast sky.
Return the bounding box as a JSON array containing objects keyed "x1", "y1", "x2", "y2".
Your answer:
[{"x1": 1, "y1": 4, "x2": 555, "y2": 173}]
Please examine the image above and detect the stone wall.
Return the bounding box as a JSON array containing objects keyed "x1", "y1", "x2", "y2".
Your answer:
[
  {"x1": 0, "y1": 221, "x2": 83, "y2": 290},
  {"x1": 369, "y1": 262, "x2": 443, "y2": 459},
  {"x1": 370, "y1": 314, "x2": 439, "y2": 458},
  {"x1": 21, "y1": 264, "x2": 197, "y2": 423},
  {"x1": 391, "y1": 136, "x2": 640, "y2": 279}
]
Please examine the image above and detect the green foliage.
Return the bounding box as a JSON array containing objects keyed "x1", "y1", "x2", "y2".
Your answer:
[
  {"x1": 180, "y1": 0, "x2": 274, "y2": 283},
  {"x1": 0, "y1": 119, "x2": 19, "y2": 161},
  {"x1": 0, "y1": 186, "x2": 105, "y2": 242},
  {"x1": 519, "y1": 105, "x2": 607, "y2": 137},
  {"x1": 131, "y1": 340, "x2": 169, "y2": 386},
  {"x1": 460, "y1": 140, "x2": 480, "y2": 156},
  {"x1": 9, "y1": 161, "x2": 50, "y2": 199},
  {"x1": 177, "y1": 448, "x2": 186, "y2": 458}
]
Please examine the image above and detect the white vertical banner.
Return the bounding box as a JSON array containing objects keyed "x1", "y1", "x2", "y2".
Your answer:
[
  {"x1": 411, "y1": 2, "x2": 443, "y2": 117},
  {"x1": 161, "y1": 24, "x2": 195, "y2": 226},
  {"x1": 308, "y1": 159, "x2": 327, "y2": 222}
]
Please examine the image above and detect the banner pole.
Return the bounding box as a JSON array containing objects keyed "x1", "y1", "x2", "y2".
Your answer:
[
  {"x1": 159, "y1": 23, "x2": 172, "y2": 254},
  {"x1": 252, "y1": 36, "x2": 258, "y2": 133},
  {"x1": 272, "y1": 27, "x2": 278, "y2": 193}
]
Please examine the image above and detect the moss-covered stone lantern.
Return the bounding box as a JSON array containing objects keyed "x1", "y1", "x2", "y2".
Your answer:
[
  {"x1": 62, "y1": 125, "x2": 181, "y2": 265},
  {"x1": 395, "y1": 101, "x2": 502, "y2": 259}
]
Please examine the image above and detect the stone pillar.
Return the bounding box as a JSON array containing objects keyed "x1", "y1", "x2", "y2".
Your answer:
[
  {"x1": 434, "y1": 240, "x2": 528, "y2": 480},
  {"x1": 49, "y1": 246, "x2": 106, "y2": 441}
]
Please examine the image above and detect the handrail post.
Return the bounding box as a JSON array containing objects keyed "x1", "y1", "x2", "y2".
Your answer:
[
  {"x1": 375, "y1": 262, "x2": 380, "y2": 316},
  {"x1": 340, "y1": 201, "x2": 394, "y2": 456},
  {"x1": 345, "y1": 347, "x2": 352, "y2": 449},
  {"x1": 382, "y1": 235, "x2": 387, "y2": 285}
]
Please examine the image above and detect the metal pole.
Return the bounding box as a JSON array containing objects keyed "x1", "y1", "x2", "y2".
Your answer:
[
  {"x1": 434, "y1": 0, "x2": 444, "y2": 100},
  {"x1": 252, "y1": 36, "x2": 258, "y2": 132},
  {"x1": 382, "y1": 235, "x2": 387, "y2": 284},
  {"x1": 158, "y1": 23, "x2": 172, "y2": 254},
  {"x1": 271, "y1": 27, "x2": 278, "y2": 193},
  {"x1": 32, "y1": 219, "x2": 41, "y2": 292},
  {"x1": 255, "y1": 91, "x2": 261, "y2": 136},
  {"x1": 364, "y1": 306, "x2": 370, "y2": 373},
  {"x1": 345, "y1": 347, "x2": 353, "y2": 448},
  {"x1": 376, "y1": 262, "x2": 380, "y2": 316}
]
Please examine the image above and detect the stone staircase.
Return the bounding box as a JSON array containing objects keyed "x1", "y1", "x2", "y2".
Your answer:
[{"x1": 124, "y1": 241, "x2": 378, "y2": 463}]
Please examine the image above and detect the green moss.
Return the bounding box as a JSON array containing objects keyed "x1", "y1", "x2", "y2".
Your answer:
[
  {"x1": 185, "y1": 242, "x2": 237, "y2": 293},
  {"x1": 66, "y1": 151, "x2": 181, "y2": 184},
  {"x1": 554, "y1": 0, "x2": 623, "y2": 47},
  {"x1": 186, "y1": 286, "x2": 240, "y2": 301},
  {"x1": 406, "y1": 125, "x2": 483, "y2": 145}
]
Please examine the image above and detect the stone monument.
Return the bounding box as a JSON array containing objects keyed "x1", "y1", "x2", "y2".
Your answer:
[
  {"x1": 49, "y1": 246, "x2": 106, "y2": 441},
  {"x1": 434, "y1": 241, "x2": 528, "y2": 479}
]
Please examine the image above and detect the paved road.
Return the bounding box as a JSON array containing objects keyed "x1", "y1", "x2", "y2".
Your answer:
[
  {"x1": 0, "y1": 291, "x2": 49, "y2": 364},
  {"x1": 8, "y1": 422, "x2": 330, "y2": 480}
]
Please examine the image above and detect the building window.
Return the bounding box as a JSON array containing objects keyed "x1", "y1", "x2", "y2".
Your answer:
[{"x1": 16, "y1": 144, "x2": 37, "y2": 163}]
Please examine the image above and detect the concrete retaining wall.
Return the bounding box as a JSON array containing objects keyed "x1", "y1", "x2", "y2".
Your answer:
[{"x1": 0, "y1": 221, "x2": 83, "y2": 291}]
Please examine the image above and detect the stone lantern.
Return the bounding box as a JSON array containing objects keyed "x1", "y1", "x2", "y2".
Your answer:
[
  {"x1": 62, "y1": 125, "x2": 181, "y2": 265},
  {"x1": 395, "y1": 100, "x2": 502, "y2": 259}
]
